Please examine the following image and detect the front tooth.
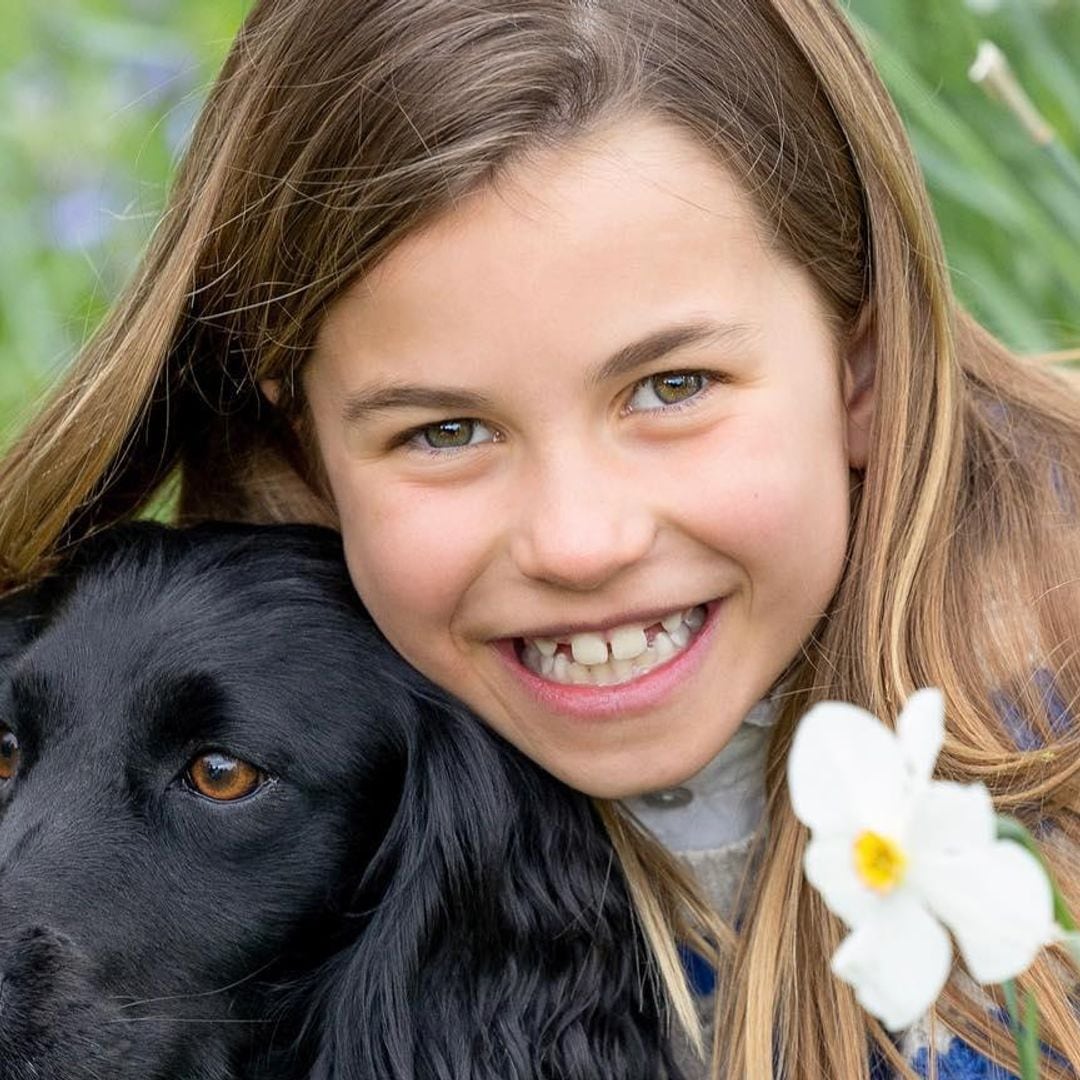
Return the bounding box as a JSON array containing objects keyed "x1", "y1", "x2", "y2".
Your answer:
[
  {"x1": 592, "y1": 661, "x2": 617, "y2": 686},
  {"x1": 653, "y1": 631, "x2": 676, "y2": 661},
  {"x1": 535, "y1": 637, "x2": 558, "y2": 657},
  {"x1": 661, "y1": 612, "x2": 683, "y2": 634},
  {"x1": 633, "y1": 645, "x2": 657, "y2": 672},
  {"x1": 570, "y1": 633, "x2": 608, "y2": 666},
  {"x1": 553, "y1": 654, "x2": 571, "y2": 683},
  {"x1": 609, "y1": 625, "x2": 647, "y2": 661}
]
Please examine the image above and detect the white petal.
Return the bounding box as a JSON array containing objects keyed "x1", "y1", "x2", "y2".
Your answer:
[
  {"x1": 804, "y1": 836, "x2": 880, "y2": 928},
  {"x1": 1058, "y1": 930, "x2": 1080, "y2": 972},
  {"x1": 788, "y1": 702, "x2": 909, "y2": 836},
  {"x1": 895, "y1": 688, "x2": 944, "y2": 784},
  {"x1": 908, "y1": 781, "x2": 995, "y2": 856},
  {"x1": 915, "y1": 842, "x2": 1058, "y2": 984},
  {"x1": 830, "y1": 892, "x2": 952, "y2": 1031}
]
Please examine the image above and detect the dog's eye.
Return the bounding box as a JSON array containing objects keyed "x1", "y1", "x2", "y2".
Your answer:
[
  {"x1": 0, "y1": 726, "x2": 19, "y2": 781},
  {"x1": 185, "y1": 752, "x2": 266, "y2": 802}
]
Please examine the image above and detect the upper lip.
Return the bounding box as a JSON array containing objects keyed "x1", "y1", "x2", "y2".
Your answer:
[{"x1": 508, "y1": 599, "x2": 715, "y2": 642}]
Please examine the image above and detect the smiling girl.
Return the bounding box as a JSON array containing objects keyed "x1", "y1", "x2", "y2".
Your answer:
[{"x1": 2, "y1": 1, "x2": 1079, "y2": 1077}]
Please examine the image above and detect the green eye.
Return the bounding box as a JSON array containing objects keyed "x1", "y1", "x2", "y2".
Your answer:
[
  {"x1": 629, "y1": 371, "x2": 709, "y2": 411},
  {"x1": 652, "y1": 372, "x2": 704, "y2": 404},
  {"x1": 422, "y1": 420, "x2": 476, "y2": 448},
  {"x1": 410, "y1": 419, "x2": 498, "y2": 452}
]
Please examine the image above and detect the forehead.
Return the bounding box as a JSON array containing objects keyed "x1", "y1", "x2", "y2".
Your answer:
[{"x1": 311, "y1": 114, "x2": 801, "y2": 378}]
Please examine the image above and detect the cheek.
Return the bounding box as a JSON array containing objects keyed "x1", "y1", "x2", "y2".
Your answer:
[
  {"x1": 690, "y1": 407, "x2": 851, "y2": 599},
  {"x1": 329, "y1": 471, "x2": 493, "y2": 653}
]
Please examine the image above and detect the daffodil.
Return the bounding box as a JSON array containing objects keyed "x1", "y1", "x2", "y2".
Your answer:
[{"x1": 787, "y1": 688, "x2": 1059, "y2": 1031}]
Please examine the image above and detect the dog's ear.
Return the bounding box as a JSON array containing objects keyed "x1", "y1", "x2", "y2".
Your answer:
[
  {"x1": 0, "y1": 587, "x2": 48, "y2": 670},
  {"x1": 306, "y1": 694, "x2": 682, "y2": 1080},
  {"x1": 0, "y1": 527, "x2": 168, "y2": 669}
]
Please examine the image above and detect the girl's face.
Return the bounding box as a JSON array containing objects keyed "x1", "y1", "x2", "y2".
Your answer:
[{"x1": 298, "y1": 116, "x2": 874, "y2": 798}]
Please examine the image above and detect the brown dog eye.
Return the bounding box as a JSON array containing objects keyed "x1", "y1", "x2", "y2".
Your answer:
[
  {"x1": 186, "y1": 752, "x2": 265, "y2": 802},
  {"x1": 0, "y1": 726, "x2": 19, "y2": 781}
]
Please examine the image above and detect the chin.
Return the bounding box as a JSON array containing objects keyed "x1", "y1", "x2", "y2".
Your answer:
[{"x1": 541, "y1": 746, "x2": 716, "y2": 801}]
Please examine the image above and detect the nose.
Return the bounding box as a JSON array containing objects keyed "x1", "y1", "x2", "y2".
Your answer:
[{"x1": 509, "y1": 450, "x2": 656, "y2": 591}]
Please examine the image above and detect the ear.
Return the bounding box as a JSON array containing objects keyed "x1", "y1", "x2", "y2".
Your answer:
[
  {"x1": 0, "y1": 586, "x2": 47, "y2": 670},
  {"x1": 843, "y1": 307, "x2": 877, "y2": 470},
  {"x1": 0, "y1": 529, "x2": 174, "y2": 672},
  {"x1": 259, "y1": 378, "x2": 282, "y2": 407},
  {"x1": 306, "y1": 694, "x2": 679, "y2": 1080}
]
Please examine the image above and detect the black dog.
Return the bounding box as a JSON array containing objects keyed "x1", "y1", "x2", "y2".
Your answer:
[{"x1": 0, "y1": 523, "x2": 683, "y2": 1080}]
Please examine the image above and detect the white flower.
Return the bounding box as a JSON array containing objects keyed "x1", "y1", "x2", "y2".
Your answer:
[{"x1": 787, "y1": 689, "x2": 1059, "y2": 1031}]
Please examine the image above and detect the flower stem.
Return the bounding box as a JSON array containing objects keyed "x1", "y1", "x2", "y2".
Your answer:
[{"x1": 1002, "y1": 979, "x2": 1042, "y2": 1080}]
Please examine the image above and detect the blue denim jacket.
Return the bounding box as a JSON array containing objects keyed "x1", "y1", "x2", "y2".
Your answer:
[{"x1": 870, "y1": 1038, "x2": 1018, "y2": 1079}]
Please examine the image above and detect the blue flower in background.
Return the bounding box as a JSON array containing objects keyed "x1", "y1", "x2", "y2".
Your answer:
[
  {"x1": 995, "y1": 669, "x2": 1072, "y2": 752},
  {"x1": 47, "y1": 184, "x2": 123, "y2": 251},
  {"x1": 112, "y1": 49, "x2": 197, "y2": 111},
  {"x1": 164, "y1": 95, "x2": 201, "y2": 157}
]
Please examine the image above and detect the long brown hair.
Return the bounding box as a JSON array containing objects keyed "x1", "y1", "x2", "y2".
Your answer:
[{"x1": 3, "y1": 1, "x2": 1079, "y2": 1075}]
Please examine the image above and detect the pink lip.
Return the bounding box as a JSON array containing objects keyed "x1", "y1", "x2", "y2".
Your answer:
[{"x1": 493, "y1": 599, "x2": 723, "y2": 721}]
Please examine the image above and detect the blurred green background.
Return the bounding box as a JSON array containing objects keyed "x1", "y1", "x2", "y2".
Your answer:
[{"x1": 1, "y1": 0, "x2": 1078, "y2": 442}]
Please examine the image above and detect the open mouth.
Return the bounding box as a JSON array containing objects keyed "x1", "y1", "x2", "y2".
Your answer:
[{"x1": 514, "y1": 604, "x2": 708, "y2": 687}]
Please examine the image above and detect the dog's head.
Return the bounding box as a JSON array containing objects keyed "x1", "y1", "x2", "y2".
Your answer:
[{"x1": 0, "y1": 523, "x2": 679, "y2": 1080}]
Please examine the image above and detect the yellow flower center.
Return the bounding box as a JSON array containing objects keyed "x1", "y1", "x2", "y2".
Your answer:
[{"x1": 853, "y1": 831, "x2": 907, "y2": 892}]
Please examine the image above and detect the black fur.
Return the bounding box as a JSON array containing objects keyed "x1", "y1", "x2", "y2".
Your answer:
[{"x1": 0, "y1": 523, "x2": 681, "y2": 1079}]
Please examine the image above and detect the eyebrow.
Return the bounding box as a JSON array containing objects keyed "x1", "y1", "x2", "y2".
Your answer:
[{"x1": 339, "y1": 319, "x2": 757, "y2": 425}]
